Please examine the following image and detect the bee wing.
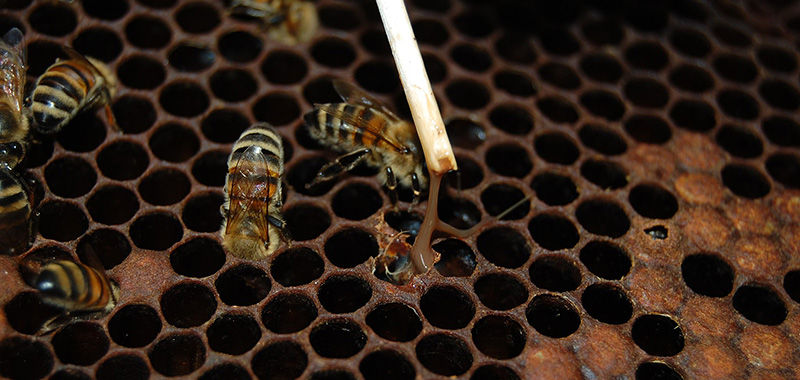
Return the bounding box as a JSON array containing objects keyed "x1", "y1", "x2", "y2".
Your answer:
[
  {"x1": 225, "y1": 145, "x2": 273, "y2": 244},
  {"x1": 316, "y1": 103, "x2": 409, "y2": 153},
  {"x1": 0, "y1": 28, "x2": 26, "y2": 113},
  {"x1": 332, "y1": 79, "x2": 402, "y2": 123},
  {"x1": 78, "y1": 240, "x2": 108, "y2": 273}
]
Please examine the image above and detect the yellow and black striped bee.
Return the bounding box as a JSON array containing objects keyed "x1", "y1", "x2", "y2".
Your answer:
[
  {"x1": 229, "y1": 0, "x2": 319, "y2": 45},
  {"x1": 0, "y1": 167, "x2": 32, "y2": 256},
  {"x1": 30, "y1": 48, "x2": 117, "y2": 134},
  {"x1": 303, "y1": 80, "x2": 427, "y2": 204},
  {"x1": 221, "y1": 122, "x2": 289, "y2": 260},
  {"x1": 0, "y1": 28, "x2": 29, "y2": 168}
]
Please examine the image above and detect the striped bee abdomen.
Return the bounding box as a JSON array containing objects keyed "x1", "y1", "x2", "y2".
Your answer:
[
  {"x1": 31, "y1": 260, "x2": 116, "y2": 312},
  {"x1": 305, "y1": 103, "x2": 395, "y2": 152},
  {"x1": 0, "y1": 168, "x2": 31, "y2": 255}
]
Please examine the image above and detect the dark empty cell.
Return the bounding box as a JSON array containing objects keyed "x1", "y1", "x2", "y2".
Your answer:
[
  {"x1": 535, "y1": 133, "x2": 579, "y2": 165},
  {"x1": 495, "y1": 33, "x2": 536, "y2": 64},
  {"x1": 324, "y1": 228, "x2": 377, "y2": 268},
  {"x1": 581, "y1": 18, "x2": 624, "y2": 46},
  {"x1": 681, "y1": 253, "x2": 734, "y2": 297},
  {"x1": 472, "y1": 316, "x2": 525, "y2": 359},
  {"x1": 671, "y1": 0, "x2": 709, "y2": 21},
  {"x1": 201, "y1": 109, "x2": 249, "y2": 144},
  {"x1": 360, "y1": 350, "x2": 415, "y2": 380},
  {"x1": 480, "y1": 184, "x2": 529, "y2": 220},
  {"x1": 579, "y1": 124, "x2": 627, "y2": 155},
  {"x1": 715, "y1": 124, "x2": 763, "y2": 158},
  {"x1": 161, "y1": 283, "x2": 217, "y2": 328},
  {"x1": 149, "y1": 123, "x2": 200, "y2": 163},
  {"x1": 183, "y1": 192, "x2": 224, "y2": 232},
  {"x1": 445, "y1": 118, "x2": 486, "y2": 149},
  {"x1": 87, "y1": 185, "x2": 139, "y2": 225},
  {"x1": 474, "y1": 273, "x2": 528, "y2": 310},
  {"x1": 319, "y1": 275, "x2": 372, "y2": 314},
  {"x1": 445, "y1": 156, "x2": 483, "y2": 190},
  {"x1": 332, "y1": 183, "x2": 383, "y2": 221},
  {"x1": 762, "y1": 116, "x2": 800, "y2": 147},
  {"x1": 670, "y1": 28, "x2": 711, "y2": 58},
  {"x1": 0, "y1": 337, "x2": 53, "y2": 380},
  {"x1": 130, "y1": 212, "x2": 183, "y2": 250},
  {"x1": 453, "y1": 10, "x2": 494, "y2": 38},
  {"x1": 170, "y1": 238, "x2": 225, "y2": 278},
  {"x1": 354, "y1": 60, "x2": 399, "y2": 93},
  {"x1": 39, "y1": 201, "x2": 88, "y2": 241},
  {"x1": 55, "y1": 113, "x2": 106, "y2": 152},
  {"x1": 536, "y1": 96, "x2": 579, "y2": 124},
  {"x1": 625, "y1": 3, "x2": 668, "y2": 32},
  {"x1": 624, "y1": 78, "x2": 669, "y2": 109},
  {"x1": 262, "y1": 50, "x2": 308, "y2": 85},
  {"x1": 712, "y1": 23, "x2": 751, "y2": 47},
  {"x1": 759, "y1": 79, "x2": 800, "y2": 111},
  {"x1": 712, "y1": 54, "x2": 757, "y2": 84},
  {"x1": 485, "y1": 144, "x2": 532, "y2": 177},
  {"x1": 262, "y1": 293, "x2": 317, "y2": 334},
  {"x1": 366, "y1": 303, "x2": 421, "y2": 342},
  {"x1": 450, "y1": 44, "x2": 492, "y2": 73},
  {"x1": 97, "y1": 355, "x2": 149, "y2": 380},
  {"x1": 531, "y1": 172, "x2": 578, "y2": 206},
  {"x1": 44, "y1": 156, "x2": 96, "y2": 198},
  {"x1": 721, "y1": 164, "x2": 771, "y2": 199},
  {"x1": 139, "y1": 169, "x2": 191, "y2": 206},
  {"x1": 4, "y1": 292, "x2": 63, "y2": 335},
  {"x1": 287, "y1": 155, "x2": 337, "y2": 196},
  {"x1": 576, "y1": 199, "x2": 630, "y2": 238},
  {"x1": 445, "y1": 79, "x2": 490, "y2": 110},
  {"x1": 360, "y1": 28, "x2": 391, "y2": 56},
  {"x1": 51, "y1": 322, "x2": 108, "y2": 366},
  {"x1": 717, "y1": 89, "x2": 759, "y2": 120},
  {"x1": 490, "y1": 105, "x2": 533, "y2": 136},
  {"x1": 206, "y1": 314, "x2": 260, "y2": 355},
  {"x1": 582, "y1": 283, "x2": 633, "y2": 324},
  {"x1": 631, "y1": 315, "x2": 685, "y2": 356},
  {"x1": 416, "y1": 334, "x2": 472, "y2": 376},
  {"x1": 318, "y1": 4, "x2": 360, "y2": 30},
  {"x1": 785, "y1": 270, "x2": 800, "y2": 303},
  {"x1": 216, "y1": 265, "x2": 271, "y2": 306},
  {"x1": 73, "y1": 27, "x2": 122, "y2": 62},
  {"x1": 526, "y1": 295, "x2": 580, "y2": 338},
  {"x1": 433, "y1": 239, "x2": 477, "y2": 277},
  {"x1": 210, "y1": 69, "x2": 257, "y2": 103},
  {"x1": 580, "y1": 53, "x2": 623, "y2": 83},
  {"x1": 271, "y1": 247, "x2": 325, "y2": 286},
  {"x1": 253, "y1": 93, "x2": 301, "y2": 126},
  {"x1": 199, "y1": 364, "x2": 251, "y2": 380},
  {"x1": 51, "y1": 369, "x2": 90, "y2": 380},
  {"x1": 81, "y1": 0, "x2": 129, "y2": 20},
  {"x1": 312, "y1": 38, "x2": 356, "y2": 68},
  {"x1": 477, "y1": 227, "x2": 530, "y2": 268},
  {"x1": 218, "y1": 30, "x2": 262, "y2": 63},
  {"x1": 581, "y1": 90, "x2": 626, "y2": 121},
  {"x1": 252, "y1": 341, "x2": 307, "y2": 380},
  {"x1": 539, "y1": 27, "x2": 580, "y2": 56},
  {"x1": 580, "y1": 241, "x2": 631, "y2": 279},
  {"x1": 77, "y1": 228, "x2": 131, "y2": 269},
  {"x1": 625, "y1": 41, "x2": 669, "y2": 71},
  {"x1": 108, "y1": 304, "x2": 161, "y2": 348},
  {"x1": 539, "y1": 62, "x2": 580, "y2": 90},
  {"x1": 112, "y1": 96, "x2": 156, "y2": 134},
  {"x1": 767, "y1": 153, "x2": 800, "y2": 189},
  {"x1": 27, "y1": 40, "x2": 66, "y2": 77},
  {"x1": 493, "y1": 70, "x2": 536, "y2": 97},
  {"x1": 160, "y1": 82, "x2": 210, "y2": 118},
  {"x1": 472, "y1": 365, "x2": 521, "y2": 380},
  {"x1": 125, "y1": 16, "x2": 171, "y2": 49},
  {"x1": 629, "y1": 184, "x2": 678, "y2": 219},
  {"x1": 413, "y1": 19, "x2": 449, "y2": 46},
  {"x1": 169, "y1": 43, "x2": 216, "y2": 72},
  {"x1": 1, "y1": 0, "x2": 30, "y2": 10},
  {"x1": 29, "y1": 3, "x2": 76, "y2": 36},
  {"x1": 669, "y1": 64, "x2": 714, "y2": 93},
  {"x1": 757, "y1": 45, "x2": 797, "y2": 73},
  {"x1": 302, "y1": 77, "x2": 342, "y2": 105},
  {"x1": 420, "y1": 286, "x2": 475, "y2": 329},
  {"x1": 97, "y1": 140, "x2": 149, "y2": 180},
  {"x1": 310, "y1": 319, "x2": 367, "y2": 358},
  {"x1": 529, "y1": 256, "x2": 581, "y2": 292},
  {"x1": 176, "y1": 2, "x2": 220, "y2": 33},
  {"x1": 670, "y1": 99, "x2": 717, "y2": 131},
  {"x1": 635, "y1": 362, "x2": 683, "y2": 380},
  {"x1": 284, "y1": 204, "x2": 330, "y2": 241},
  {"x1": 149, "y1": 334, "x2": 206, "y2": 377},
  {"x1": 422, "y1": 53, "x2": 447, "y2": 84}
]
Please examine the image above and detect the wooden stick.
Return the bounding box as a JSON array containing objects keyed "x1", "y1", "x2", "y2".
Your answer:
[{"x1": 375, "y1": 0, "x2": 457, "y2": 174}]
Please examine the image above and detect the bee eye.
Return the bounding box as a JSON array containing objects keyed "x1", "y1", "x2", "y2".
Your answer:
[{"x1": 0, "y1": 142, "x2": 24, "y2": 168}]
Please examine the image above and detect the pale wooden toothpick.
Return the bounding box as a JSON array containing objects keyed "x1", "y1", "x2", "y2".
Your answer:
[{"x1": 375, "y1": 0, "x2": 457, "y2": 174}]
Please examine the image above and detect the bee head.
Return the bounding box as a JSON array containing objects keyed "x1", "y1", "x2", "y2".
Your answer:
[{"x1": 0, "y1": 141, "x2": 25, "y2": 169}]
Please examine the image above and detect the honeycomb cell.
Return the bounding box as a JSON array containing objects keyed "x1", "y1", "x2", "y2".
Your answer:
[
  {"x1": 715, "y1": 124, "x2": 763, "y2": 158},
  {"x1": 318, "y1": 275, "x2": 372, "y2": 314},
  {"x1": 1, "y1": 0, "x2": 30, "y2": 10},
  {"x1": 445, "y1": 156, "x2": 484, "y2": 190},
  {"x1": 271, "y1": 247, "x2": 325, "y2": 286},
  {"x1": 130, "y1": 212, "x2": 183, "y2": 250},
  {"x1": 576, "y1": 199, "x2": 630, "y2": 238},
  {"x1": 169, "y1": 43, "x2": 216, "y2": 72},
  {"x1": 262, "y1": 50, "x2": 308, "y2": 85},
  {"x1": 635, "y1": 362, "x2": 683, "y2": 380},
  {"x1": 785, "y1": 270, "x2": 800, "y2": 304},
  {"x1": 77, "y1": 228, "x2": 131, "y2": 269},
  {"x1": 215, "y1": 265, "x2": 271, "y2": 307},
  {"x1": 471, "y1": 365, "x2": 520, "y2": 380},
  {"x1": 284, "y1": 204, "x2": 330, "y2": 241},
  {"x1": 531, "y1": 172, "x2": 578, "y2": 206},
  {"x1": 420, "y1": 286, "x2": 475, "y2": 329},
  {"x1": 422, "y1": 52, "x2": 447, "y2": 84},
  {"x1": 669, "y1": 27, "x2": 711, "y2": 58},
  {"x1": 210, "y1": 69, "x2": 258, "y2": 103},
  {"x1": 312, "y1": 37, "x2": 356, "y2": 68},
  {"x1": 526, "y1": 295, "x2": 580, "y2": 338},
  {"x1": 360, "y1": 350, "x2": 415, "y2": 380},
  {"x1": 486, "y1": 144, "x2": 532, "y2": 177},
  {"x1": 38, "y1": 201, "x2": 88, "y2": 241},
  {"x1": 474, "y1": 273, "x2": 528, "y2": 310},
  {"x1": 218, "y1": 30, "x2": 262, "y2": 63},
  {"x1": 669, "y1": 64, "x2": 714, "y2": 93},
  {"x1": 97, "y1": 355, "x2": 149, "y2": 380},
  {"x1": 453, "y1": 9, "x2": 494, "y2": 38},
  {"x1": 125, "y1": 15, "x2": 171, "y2": 49},
  {"x1": 437, "y1": 195, "x2": 481, "y2": 229},
  {"x1": 451, "y1": 43, "x2": 492, "y2": 72},
  {"x1": 480, "y1": 183, "x2": 529, "y2": 220},
  {"x1": 170, "y1": 238, "x2": 225, "y2": 278},
  {"x1": 489, "y1": 105, "x2": 533, "y2": 135},
  {"x1": 0, "y1": 337, "x2": 53, "y2": 380},
  {"x1": 539, "y1": 27, "x2": 581, "y2": 56},
  {"x1": 712, "y1": 54, "x2": 757, "y2": 84},
  {"x1": 472, "y1": 315, "x2": 525, "y2": 359},
  {"x1": 580, "y1": 241, "x2": 631, "y2": 280},
  {"x1": 493, "y1": 70, "x2": 536, "y2": 97},
  {"x1": 182, "y1": 192, "x2": 224, "y2": 233},
  {"x1": 149, "y1": 334, "x2": 206, "y2": 377},
  {"x1": 87, "y1": 185, "x2": 139, "y2": 225},
  {"x1": 581, "y1": 159, "x2": 628, "y2": 190},
  {"x1": 539, "y1": 62, "x2": 580, "y2": 90},
  {"x1": 721, "y1": 164, "x2": 771, "y2": 199},
  {"x1": 445, "y1": 118, "x2": 486, "y2": 149},
  {"x1": 717, "y1": 89, "x2": 759, "y2": 121},
  {"x1": 207, "y1": 314, "x2": 261, "y2": 355},
  {"x1": 625, "y1": 78, "x2": 669, "y2": 109},
  {"x1": 581, "y1": 283, "x2": 633, "y2": 325},
  {"x1": 252, "y1": 341, "x2": 307, "y2": 380},
  {"x1": 416, "y1": 334, "x2": 472, "y2": 376},
  {"x1": 433, "y1": 239, "x2": 477, "y2": 277},
  {"x1": 535, "y1": 132, "x2": 579, "y2": 165},
  {"x1": 176, "y1": 2, "x2": 220, "y2": 34},
  {"x1": 318, "y1": 3, "x2": 360, "y2": 30},
  {"x1": 580, "y1": 53, "x2": 623, "y2": 83},
  {"x1": 629, "y1": 184, "x2": 678, "y2": 219},
  {"x1": 27, "y1": 40, "x2": 67, "y2": 77},
  {"x1": 762, "y1": 115, "x2": 800, "y2": 147},
  {"x1": 578, "y1": 124, "x2": 627, "y2": 156},
  {"x1": 413, "y1": 19, "x2": 449, "y2": 46},
  {"x1": 253, "y1": 92, "x2": 301, "y2": 126},
  {"x1": 112, "y1": 96, "x2": 156, "y2": 134},
  {"x1": 4, "y1": 291, "x2": 62, "y2": 335},
  {"x1": 55, "y1": 113, "x2": 106, "y2": 153},
  {"x1": 199, "y1": 364, "x2": 251, "y2": 380},
  {"x1": 681, "y1": 253, "x2": 734, "y2": 297},
  {"x1": 82, "y1": 0, "x2": 128, "y2": 20},
  {"x1": 631, "y1": 315, "x2": 685, "y2": 356},
  {"x1": 160, "y1": 82, "x2": 210, "y2": 117},
  {"x1": 149, "y1": 123, "x2": 200, "y2": 163},
  {"x1": 29, "y1": 3, "x2": 76, "y2": 36},
  {"x1": 52, "y1": 322, "x2": 109, "y2": 365},
  {"x1": 72, "y1": 27, "x2": 122, "y2": 62},
  {"x1": 528, "y1": 213, "x2": 579, "y2": 251},
  {"x1": 529, "y1": 255, "x2": 581, "y2": 292},
  {"x1": 445, "y1": 79, "x2": 490, "y2": 110},
  {"x1": 581, "y1": 18, "x2": 624, "y2": 46},
  {"x1": 354, "y1": 61, "x2": 399, "y2": 94},
  {"x1": 139, "y1": 169, "x2": 190, "y2": 206},
  {"x1": 161, "y1": 282, "x2": 217, "y2": 328},
  {"x1": 201, "y1": 110, "x2": 248, "y2": 144},
  {"x1": 51, "y1": 369, "x2": 90, "y2": 380},
  {"x1": 581, "y1": 89, "x2": 626, "y2": 121},
  {"x1": 624, "y1": 113, "x2": 672, "y2": 144},
  {"x1": 477, "y1": 227, "x2": 530, "y2": 268},
  {"x1": 625, "y1": 4, "x2": 668, "y2": 32},
  {"x1": 759, "y1": 79, "x2": 800, "y2": 111},
  {"x1": 757, "y1": 45, "x2": 797, "y2": 73},
  {"x1": 44, "y1": 156, "x2": 96, "y2": 198},
  {"x1": 625, "y1": 40, "x2": 668, "y2": 71},
  {"x1": 262, "y1": 293, "x2": 317, "y2": 333},
  {"x1": 310, "y1": 319, "x2": 367, "y2": 358},
  {"x1": 332, "y1": 183, "x2": 382, "y2": 221},
  {"x1": 732, "y1": 285, "x2": 787, "y2": 325},
  {"x1": 287, "y1": 155, "x2": 337, "y2": 196},
  {"x1": 712, "y1": 23, "x2": 751, "y2": 47},
  {"x1": 323, "y1": 228, "x2": 377, "y2": 268},
  {"x1": 495, "y1": 33, "x2": 536, "y2": 64},
  {"x1": 108, "y1": 304, "x2": 162, "y2": 348},
  {"x1": 537, "y1": 96, "x2": 579, "y2": 123},
  {"x1": 97, "y1": 140, "x2": 149, "y2": 180},
  {"x1": 365, "y1": 303, "x2": 421, "y2": 342},
  {"x1": 360, "y1": 28, "x2": 391, "y2": 57}
]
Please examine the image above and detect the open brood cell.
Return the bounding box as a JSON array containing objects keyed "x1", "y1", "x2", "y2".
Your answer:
[{"x1": 1, "y1": 0, "x2": 800, "y2": 379}]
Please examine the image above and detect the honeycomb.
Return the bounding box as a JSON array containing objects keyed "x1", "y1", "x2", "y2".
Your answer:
[{"x1": 1, "y1": 0, "x2": 799, "y2": 378}]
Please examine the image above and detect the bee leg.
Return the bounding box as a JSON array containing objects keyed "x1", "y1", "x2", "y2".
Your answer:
[
  {"x1": 306, "y1": 148, "x2": 371, "y2": 189},
  {"x1": 267, "y1": 215, "x2": 291, "y2": 243},
  {"x1": 411, "y1": 173, "x2": 421, "y2": 207},
  {"x1": 103, "y1": 103, "x2": 121, "y2": 132},
  {"x1": 385, "y1": 166, "x2": 398, "y2": 205}
]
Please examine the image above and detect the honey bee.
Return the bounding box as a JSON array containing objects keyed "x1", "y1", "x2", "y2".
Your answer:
[
  {"x1": 30, "y1": 47, "x2": 117, "y2": 134},
  {"x1": 229, "y1": 0, "x2": 319, "y2": 45},
  {"x1": 221, "y1": 122, "x2": 289, "y2": 260},
  {"x1": 0, "y1": 28, "x2": 29, "y2": 168},
  {"x1": 304, "y1": 80, "x2": 427, "y2": 204},
  {"x1": 0, "y1": 166, "x2": 32, "y2": 256}
]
